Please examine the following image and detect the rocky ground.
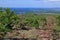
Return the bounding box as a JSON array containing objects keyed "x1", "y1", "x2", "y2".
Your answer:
[{"x1": 2, "y1": 28, "x2": 39, "y2": 40}]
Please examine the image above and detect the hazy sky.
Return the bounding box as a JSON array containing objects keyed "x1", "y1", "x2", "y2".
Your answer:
[{"x1": 0, "y1": 0, "x2": 60, "y2": 8}]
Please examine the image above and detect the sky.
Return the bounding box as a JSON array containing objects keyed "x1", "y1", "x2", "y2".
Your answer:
[{"x1": 0, "y1": 0, "x2": 60, "y2": 8}]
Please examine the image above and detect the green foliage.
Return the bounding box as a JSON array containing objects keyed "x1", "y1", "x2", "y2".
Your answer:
[
  {"x1": 0, "y1": 8, "x2": 19, "y2": 32},
  {"x1": 5, "y1": 8, "x2": 10, "y2": 14},
  {"x1": 53, "y1": 15, "x2": 60, "y2": 31},
  {"x1": 56, "y1": 15, "x2": 60, "y2": 26},
  {"x1": 0, "y1": 7, "x2": 2, "y2": 12},
  {"x1": 22, "y1": 14, "x2": 39, "y2": 28}
]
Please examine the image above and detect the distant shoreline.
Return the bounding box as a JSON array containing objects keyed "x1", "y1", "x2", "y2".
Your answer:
[{"x1": 1, "y1": 8, "x2": 60, "y2": 14}]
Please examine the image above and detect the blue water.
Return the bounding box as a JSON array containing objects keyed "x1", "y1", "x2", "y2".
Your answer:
[{"x1": 2, "y1": 8, "x2": 60, "y2": 14}]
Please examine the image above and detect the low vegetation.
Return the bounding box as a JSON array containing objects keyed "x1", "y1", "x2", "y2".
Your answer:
[{"x1": 0, "y1": 7, "x2": 60, "y2": 40}]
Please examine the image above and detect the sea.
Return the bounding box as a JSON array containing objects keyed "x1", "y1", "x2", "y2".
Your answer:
[{"x1": 2, "y1": 8, "x2": 60, "y2": 14}]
